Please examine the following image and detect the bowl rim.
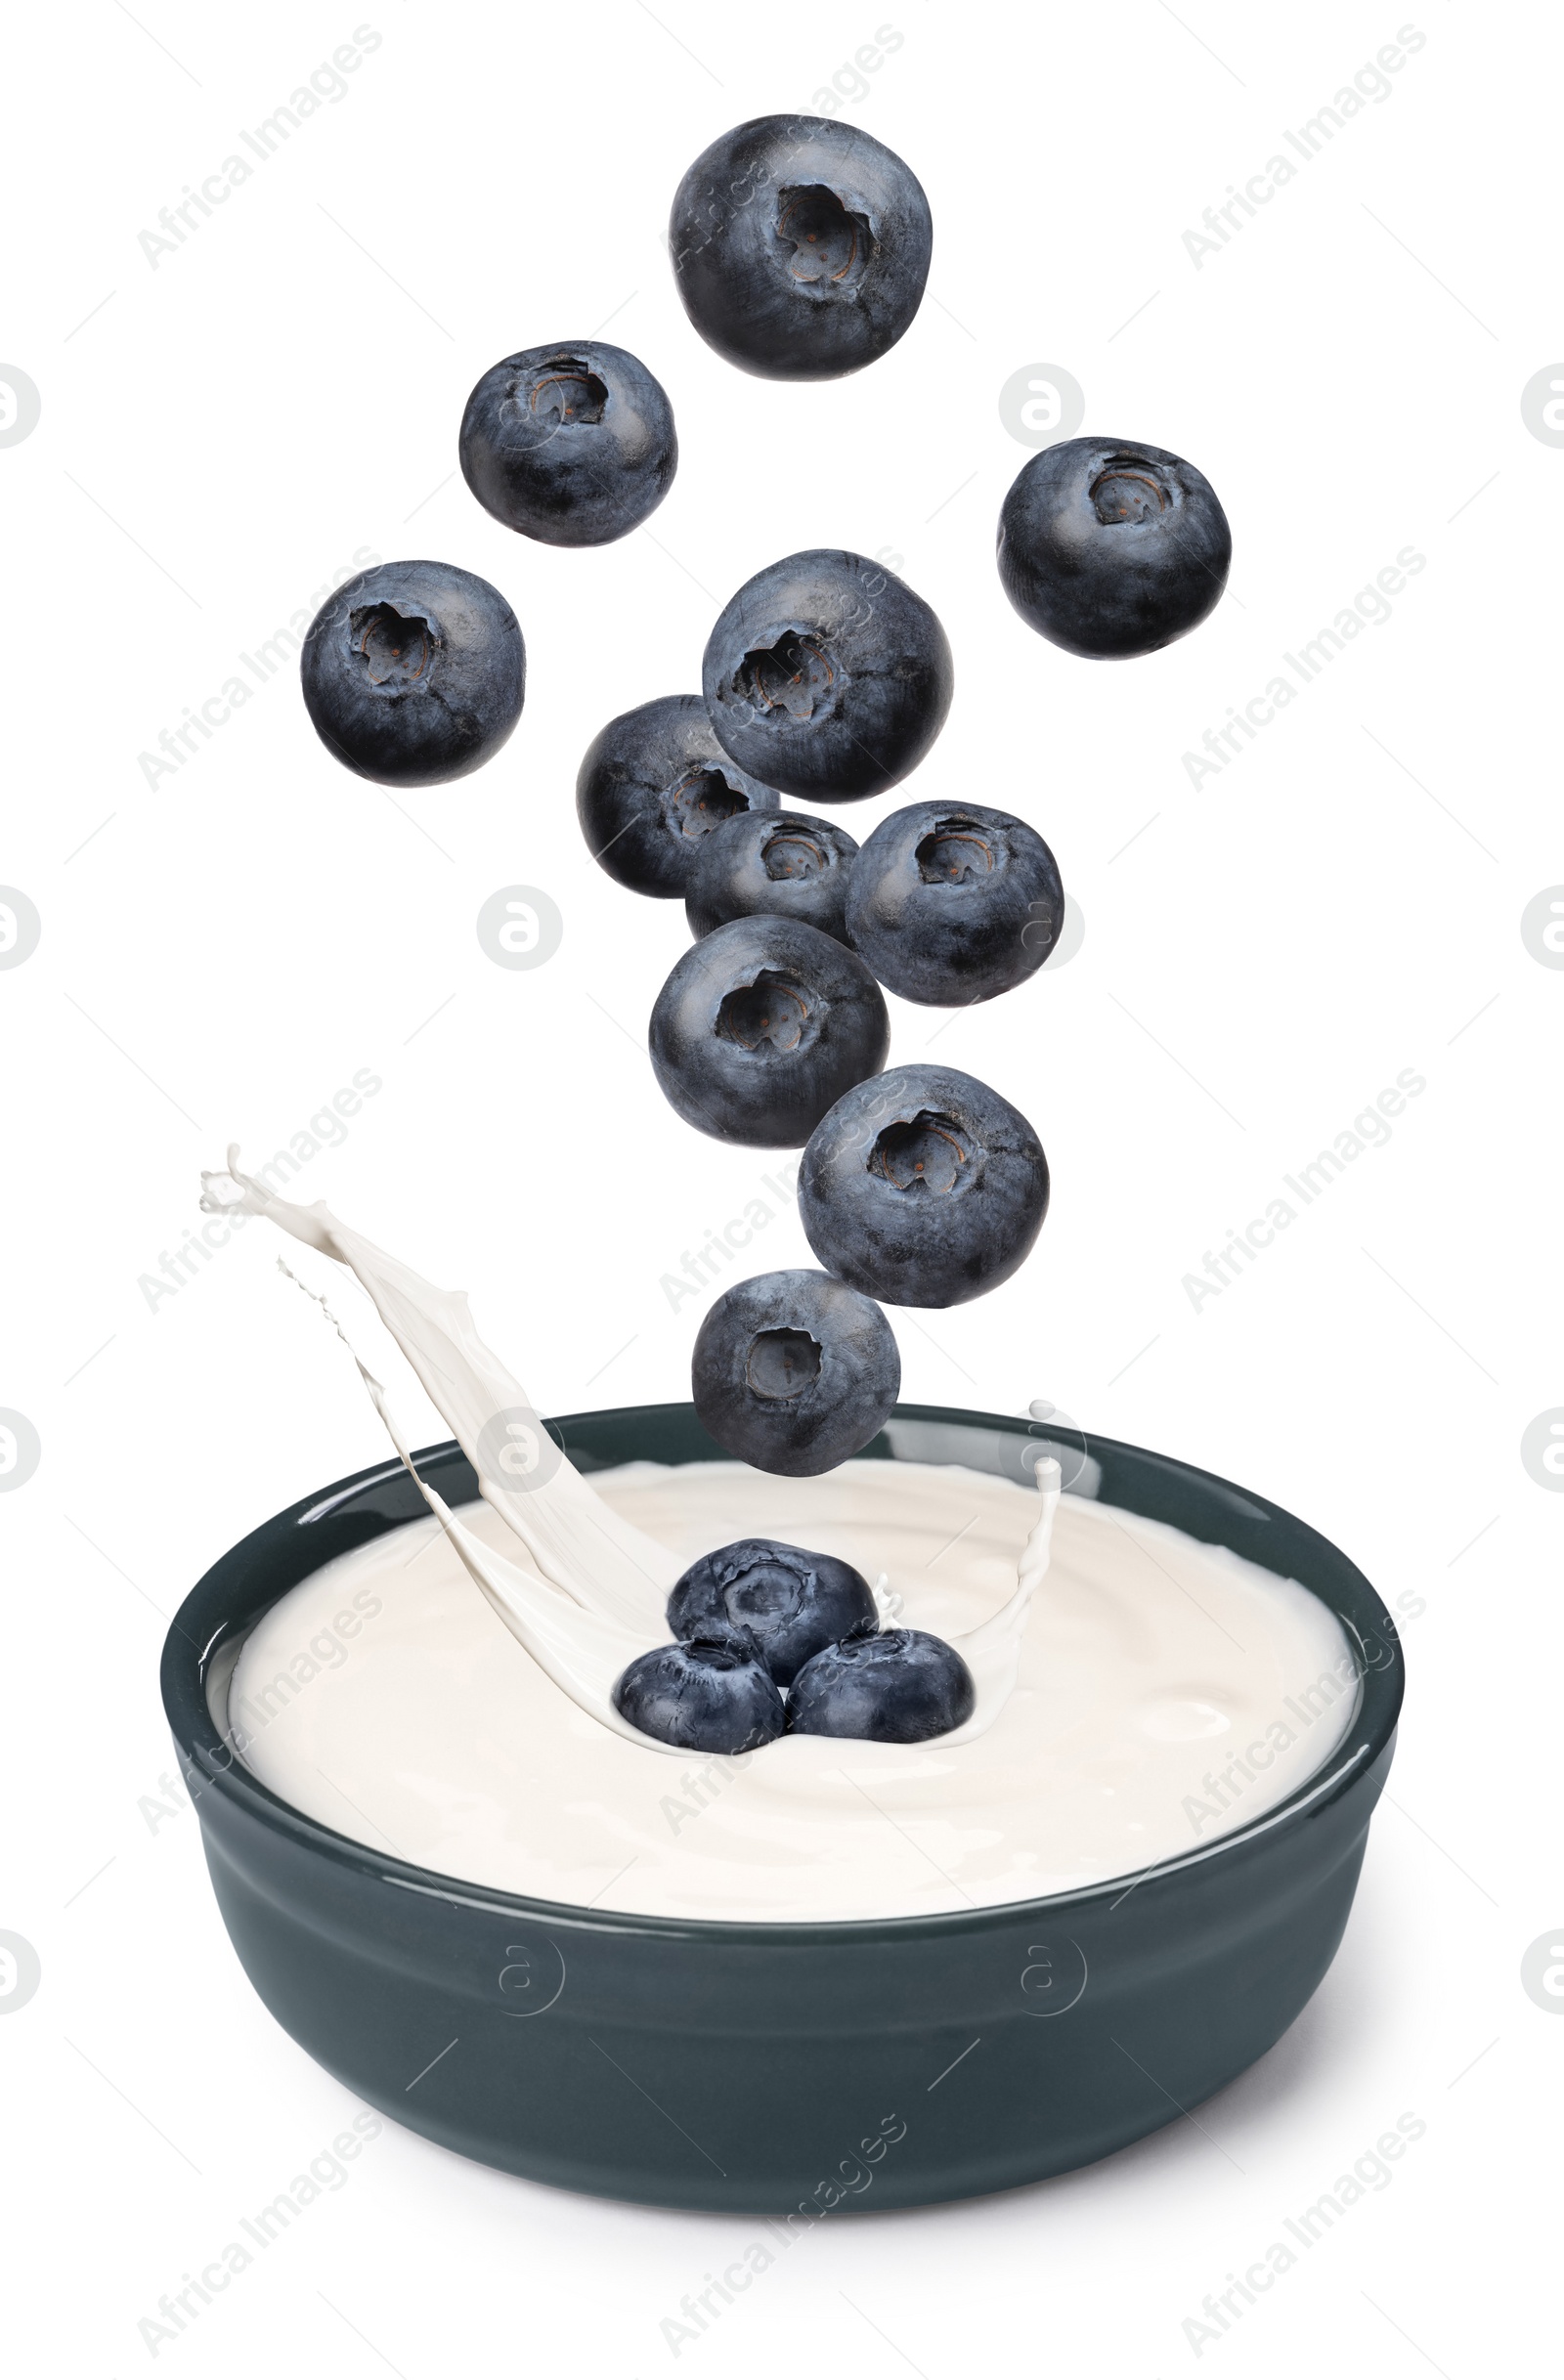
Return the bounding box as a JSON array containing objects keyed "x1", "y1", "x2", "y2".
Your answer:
[{"x1": 160, "y1": 1401, "x2": 1404, "y2": 1945}]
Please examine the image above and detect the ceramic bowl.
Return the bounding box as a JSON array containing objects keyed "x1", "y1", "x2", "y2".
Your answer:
[{"x1": 160, "y1": 1403, "x2": 1402, "y2": 2213}]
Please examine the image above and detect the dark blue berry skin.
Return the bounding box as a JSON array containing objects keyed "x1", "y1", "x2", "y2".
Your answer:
[
  {"x1": 300, "y1": 560, "x2": 524, "y2": 787},
  {"x1": 997, "y1": 437, "x2": 1232, "y2": 660},
  {"x1": 787, "y1": 1627, "x2": 976, "y2": 1743},
  {"x1": 686, "y1": 810, "x2": 859, "y2": 946},
  {"x1": 669, "y1": 1536, "x2": 877, "y2": 1686},
  {"x1": 702, "y1": 550, "x2": 953, "y2": 803},
  {"x1": 649, "y1": 915, "x2": 889, "y2": 1147},
  {"x1": 846, "y1": 801, "x2": 1064, "y2": 1005},
  {"x1": 669, "y1": 115, "x2": 932, "y2": 382},
  {"x1": 577, "y1": 696, "x2": 780, "y2": 898},
  {"x1": 690, "y1": 1269, "x2": 900, "y2": 1478},
  {"x1": 459, "y1": 341, "x2": 676, "y2": 547},
  {"x1": 800, "y1": 1063, "x2": 1049, "y2": 1308},
  {"x1": 613, "y1": 1632, "x2": 785, "y2": 1753}
]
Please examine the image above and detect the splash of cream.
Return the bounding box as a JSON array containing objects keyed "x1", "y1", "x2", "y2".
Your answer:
[
  {"x1": 201, "y1": 1150, "x2": 1058, "y2": 1753},
  {"x1": 268, "y1": 1253, "x2": 668, "y2": 1754},
  {"x1": 200, "y1": 1151, "x2": 674, "y2": 1624}
]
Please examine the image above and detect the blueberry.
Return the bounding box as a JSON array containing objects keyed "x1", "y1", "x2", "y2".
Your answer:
[
  {"x1": 669, "y1": 1534, "x2": 878, "y2": 1684},
  {"x1": 649, "y1": 915, "x2": 889, "y2": 1147},
  {"x1": 686, "y1": 810, "x2": 859, "y2": 946},
  {"x1": 846, "y1": 801, "x2": 1064, "y2": 1005},
  {"x1": 787, "y1": 1626, "x2": 976, "y2": 1744},
  {"x1": 669, "y1": 115, "x2": 932, "y2": 381},
  {"x1": 690, "y1": 1269, "x2": 900, "y2": 1478},
  {"x1": 997, "y1": 437, "x2": 1232, "y2": 660},
  {"x1": 458, "y1": 341, "x2": 676, "y2": 547},
  {"x1": 800, "y1": 1062, "x2": 1049, "y2": 1308},
  {"x1": 300, "y1": 559, "x2": 524, "y2": 787},
  {"x1": 702, "y1": 549, "x2": 953, "y2": 803},
  {"x1": 577, "y1": 696, "x2": 780, "y2": 898},
  {"x1": 613, "y1": 1630, "x2": 785, "y2": 1753}
]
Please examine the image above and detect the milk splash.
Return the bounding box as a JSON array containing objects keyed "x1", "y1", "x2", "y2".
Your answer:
[{"x1": 200, "y1": 1150, "x2": 1058, "y2": 1756}]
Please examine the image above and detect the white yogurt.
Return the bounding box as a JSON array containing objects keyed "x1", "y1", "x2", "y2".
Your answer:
[{"x1": 227, "y1": 1457, "x2": 1360, "y2": 1924}]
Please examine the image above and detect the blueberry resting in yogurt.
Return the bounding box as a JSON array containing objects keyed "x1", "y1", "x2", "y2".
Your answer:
[
  {"x1": 649, "y1": 915, "x2": 889, "y2": 1147},
  {"x1": 577, "y1": 696, "x2": 780, "y2": 898},
  {"x1": 669, "y1": 115, "x2": 932, "y2": 382},
  {"x1": 847, "y1": 801, "x2": 1064, "y2": 1005},
  {"x1": 691, "y1": 1269, "x2": 900, "y2": 1476},
  {"x1": 459, "y1": 341, "x2": 676, "y2": 546},
  {"x1": 613, "y1": 1630, "x2": 785, "y2": 1753},
  {"x1": 801, "y1": 1063, "x2": 1049, "y2": 1308},
  {"x1": 300, "y1": 560, "x2": 525, "y2": 787},
  {"x1": 669, "y1": 1536, "x2": 877, "y2": 1687},
  {"x1": 702, "y1": 550, "x2": 953, "y2": 802},
  {"x1": 788, "y1": 1625, "x2": 976, "y2": 1744},
  {"x1": 997, "y1": 437, "x2": 1232, "y2": 660},
  {"x1": 686, "y1": 810, "x2": 859, "y2": 947}
]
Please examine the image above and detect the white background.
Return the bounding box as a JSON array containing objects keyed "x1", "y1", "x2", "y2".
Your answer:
[{"x1": 1, "y1": 0, "x2": 1556, "y2": 2369}]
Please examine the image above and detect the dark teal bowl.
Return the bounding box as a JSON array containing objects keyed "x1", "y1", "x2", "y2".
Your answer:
[{"x1": 160, "y1": 1403, "x2": 1402, "y2": 2213}]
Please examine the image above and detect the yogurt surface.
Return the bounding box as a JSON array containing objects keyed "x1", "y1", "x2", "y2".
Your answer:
[{"x1": 227, "y1": 1457, "x2": 1360, "y2": 1923}]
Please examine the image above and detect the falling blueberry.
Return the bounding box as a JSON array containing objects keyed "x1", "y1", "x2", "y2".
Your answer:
[
  {"x1": 702, "y1": 549, "x2": 953, "y2": 802},
  {"x1": 300, "y1": 559, "x2": 524, "y2": 787},
  {"x1": 669, "y1": 115, "x2": 932, "y2": 381},
  {"x1": 686, "y1": 809, "x2": 860, "y2": 946},
  {"x1": 613, "y1": 1631, "x2": 785, "y2": 1753},
  {"x1": 669, "y1": 1535, "x2": 878, "y2": 1684},
  {"x1": 800, "y1": 1063, "x2": 1049, "y2": 1307},
  {"x1": 997, "y1": 437, "x2": 1232, "y2": 659},
  {"x1": 459, "y1": 341, "x2": 677, "y2": 546},
  {"x1": 691, "y1": 1269, "x2": 900, "y2": 1478},
  {"x1": 577, "y1": 695, "x2": 780, "y2": 898},
  {"x1": 787, "y1": 1626, "x2": 976, "y2": 1743},
  {"x1": 649, "y1": 915, "x2": 889, "y2": 1147},
  {"x1": 846, "y1": 801, "x2": 1064, "y2": 1005}
]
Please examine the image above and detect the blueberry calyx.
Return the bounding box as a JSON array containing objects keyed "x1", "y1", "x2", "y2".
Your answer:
[
  {"x1": 871, "y1": 1110, "x2": 969, "y2": 1194},
  {"x1": 746, "y1": 1326, "x2": 819, "y2": 1398},
  {"x1": 352, "y1": 601, "x2": 435, "y2": 688}
]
